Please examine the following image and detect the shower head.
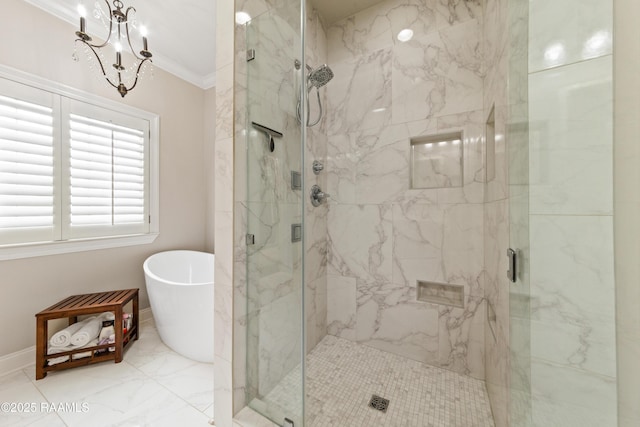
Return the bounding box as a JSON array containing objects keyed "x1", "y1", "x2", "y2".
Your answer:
[
  {"x1": 297, "y1": 63, "x2": 334, "y2": 127},
  {"x1": 308, "y1": 64, "x2": 334, "y2": 89}
]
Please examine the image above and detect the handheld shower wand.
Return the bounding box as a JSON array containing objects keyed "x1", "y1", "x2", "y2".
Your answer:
[{"x1": 296, "y1": 63, "x2": 334, "y2": 127}]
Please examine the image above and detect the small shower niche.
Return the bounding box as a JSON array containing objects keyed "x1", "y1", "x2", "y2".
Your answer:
[{"x1": 410, "y1": 132, "x2": 463, "y2": 189}]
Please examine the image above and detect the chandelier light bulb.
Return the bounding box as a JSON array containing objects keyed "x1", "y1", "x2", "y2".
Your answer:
[
  {"x1": 139, "y1": 25, "x2": 148, "y2": 37},
  {"x1": 76, "y1": 3, "x2": 90, "y2": 39},
  {"x1": 114, "y1": 41, "x2": 123, "y2": 52}
]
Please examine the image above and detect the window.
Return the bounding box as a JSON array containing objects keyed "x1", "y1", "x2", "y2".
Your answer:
[{"x1": 0, "y1": 68, "x2": 158, "y2": 260}]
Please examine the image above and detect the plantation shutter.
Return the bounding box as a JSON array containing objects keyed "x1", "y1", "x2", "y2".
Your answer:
[
  {"x1": 0, "y1": 79, "x2": 57, "y2": 245},
  {"x1": 63, "y1": 100, "x2": 149, "y2": 239}
]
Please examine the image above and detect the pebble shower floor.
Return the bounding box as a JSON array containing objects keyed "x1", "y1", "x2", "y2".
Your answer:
[{"x1": 264, "y1": 335, "x2": 496, "y2": 427}]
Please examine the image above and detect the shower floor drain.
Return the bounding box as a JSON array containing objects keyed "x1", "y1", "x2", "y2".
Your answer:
[{"x1": 368, "y1": 395, "x2": 390, "y2": 413}]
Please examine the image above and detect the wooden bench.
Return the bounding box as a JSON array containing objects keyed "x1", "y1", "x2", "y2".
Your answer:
[{"x1": 35, "y1": 288, "x2": 139, "y2": 380}]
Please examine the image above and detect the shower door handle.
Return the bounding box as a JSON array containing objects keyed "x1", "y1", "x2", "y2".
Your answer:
[{"x1": 507, "y1": 248, "x2": 517, "y2": 283}]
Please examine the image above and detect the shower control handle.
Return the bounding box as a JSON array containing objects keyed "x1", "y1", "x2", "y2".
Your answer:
[
  {"x1": 312, "y1": 160, "x2": 324, "y2": 175},
  {"x1": 310, "y1": 185, "x2": 330, "y2": 207}
]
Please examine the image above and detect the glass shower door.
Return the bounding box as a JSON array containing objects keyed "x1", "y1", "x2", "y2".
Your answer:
[
  {"x1": 508, "y1": 0, "x2": 531, "y2": 425},
  {"x1": 244, "y1": 2, "x2": 305, "y2": 426}
]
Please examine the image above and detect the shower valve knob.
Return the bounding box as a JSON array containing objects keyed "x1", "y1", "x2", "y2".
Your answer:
[
  {"x1": 312, "y1": 160, "x2": 324, "y2": 175},
  {"x1": 310, "y1": 185, "x2": 330, "y2": 207}
]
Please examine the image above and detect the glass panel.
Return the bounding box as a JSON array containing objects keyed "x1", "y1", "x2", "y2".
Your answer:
[
  {"x1": 244, "y1": 1, "x2": 304, "y2": 425},
  {"x1": 525, "y1": 1, "x2": 615, "y2": 425},
  {"x1": 508, "y1": 0, "x2": 532, "y2": 425}
]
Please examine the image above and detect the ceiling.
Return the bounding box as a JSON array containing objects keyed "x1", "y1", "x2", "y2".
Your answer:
[
  {"x1": 23, "y1": 0, "x2": 217, "y2": 89},
  {"x1": 22, "y1": 0, "x2": 387, "y2": 89},
  {"x1": 310, "y1": 0, "x2": 387, "y2": 25}
]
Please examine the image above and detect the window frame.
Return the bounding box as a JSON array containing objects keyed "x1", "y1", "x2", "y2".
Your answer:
[{"x1": 0, "y1": 65, "x2": 159, "y2": 261}]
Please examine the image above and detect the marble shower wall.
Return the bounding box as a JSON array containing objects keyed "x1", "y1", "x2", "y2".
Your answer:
[
  {"x1": 528, "y1": 1, "x2": 617, "y2": 426},
  {"x1": 304, "y1": 3, "x2": 329, "y2": 354},
  {"x1": 323, "y1": 0, "x2": 487, "y2": 380},
  {"x1": 482, "y1": 0, "x2": 512, "y2": 426}
]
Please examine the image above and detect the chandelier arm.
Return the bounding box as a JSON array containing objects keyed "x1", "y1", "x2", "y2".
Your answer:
[
  {"x1": 86, "y1": 0, "x2": 115, "y2": 49},
  {"x1": 126, "y1": 58, "x2": 152, "y2": 93},
  {"x1": 76, "y1": 40, "x2": 109, "y2": 79},
  {"x1": 124, "y1": 7, "x2": 145, "y2": 61},
  {"x1": 76, "y1": 39, "x2": 119, "y2": 90},
  {"x1": 104, "y1": 76, "x2": 120, "y2": 90}
]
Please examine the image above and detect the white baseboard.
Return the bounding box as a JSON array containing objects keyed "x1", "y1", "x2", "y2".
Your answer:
[
  {"x1": 0, "y1": 307, "x2": 154, "y2": 378},
  {"x1": 0, "y1": 346, "x2": 35, "y2": 377},
  {"x1": 139, "y1": 307, "x2": 153, "y2": 323}
]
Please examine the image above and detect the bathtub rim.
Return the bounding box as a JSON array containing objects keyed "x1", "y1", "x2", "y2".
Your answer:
[{"x1": 143, "y1": 250, "x2": 215, "y2": 287}]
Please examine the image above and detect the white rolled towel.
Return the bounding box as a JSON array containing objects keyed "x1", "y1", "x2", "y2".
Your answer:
[
  {"x1": 47, "y1": 355, "x2": 69, "y2": 366},
  {"x1": 47, "y1": 338, "x2": 99, "y2": 365},
  {"x1": 69, "y1": 312, "x2": 114, "y2": 347},
  {"x1": 49, "y1": 320, "x2": 86, "y2": 347},
  {"x1": 48, "y1": 345, "x2": 70, "y2": 355},
  {"x1": 69, "y1": 316, "x2": 101, "y2": 347},
  {"x1": 101, "y1": 312, "x2": 115, "y2": 321},
  {"x1": 47, "y1": 344, "x2": 72, "y2": 366},
  {"x1": 72, "y1": 339, "x2": 99, "y2": 360}
]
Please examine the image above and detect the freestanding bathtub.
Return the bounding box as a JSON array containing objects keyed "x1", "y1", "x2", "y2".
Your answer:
[{"x1": 143, "y1": 250, "x2": 214, "y2": 363}]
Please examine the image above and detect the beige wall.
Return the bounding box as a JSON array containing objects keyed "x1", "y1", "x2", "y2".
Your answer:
[
  {"x1": 205, "y1": 87, "x2": 217, "y2": 253},
  {"x1": 0, "y1": 0, "x2": 210, "y2": 356}
]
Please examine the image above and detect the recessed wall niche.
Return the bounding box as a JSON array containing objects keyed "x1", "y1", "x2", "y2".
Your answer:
[
  {"x1": 410, "y1": 131, "x2": 463, "y2": 189},
  {"x1": 416, "y1": 280, "x2": 464, "y2": 308}
]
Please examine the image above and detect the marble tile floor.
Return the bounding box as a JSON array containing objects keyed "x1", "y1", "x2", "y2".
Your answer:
[
  {"x1": 256, "y1": 335, "x2": 495, "y2": 427},
  {"x1": 0, "y1": 319, "x2": 214, "y2": 427}
]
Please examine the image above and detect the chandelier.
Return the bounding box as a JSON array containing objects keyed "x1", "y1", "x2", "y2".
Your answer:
[{"x1": 74, "y1": 0, "x2": 153, "y2": 97}]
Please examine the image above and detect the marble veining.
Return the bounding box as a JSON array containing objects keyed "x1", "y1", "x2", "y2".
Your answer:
[
  {"x1": 322, "y1": 0, "x2": 487, "y2": 381},
  {"x1": 326, "y1": 48, "x2": 393, "y2": 136},
  {"x1": 392, "y1": 19, "x2": 483, "y2": 123},
  {"x1": 530, "y1": 215, "x2": 616, "y2": 379}
]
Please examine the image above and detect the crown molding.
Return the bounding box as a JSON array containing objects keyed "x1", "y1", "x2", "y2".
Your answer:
[
  {"x1": 202, "y1": 72, "x2": 217, "y2": 89},
  {"x1": 22, "y1": 0, "x2": 215, "y2": 89},
  {"x1": 151, "y1": 52, "x2": 216, "y2": 89}
]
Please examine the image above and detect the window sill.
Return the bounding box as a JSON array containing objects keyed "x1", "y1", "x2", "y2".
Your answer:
[{"x1": 0, "y1": 233, "x2": 159, "y2": 261}]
